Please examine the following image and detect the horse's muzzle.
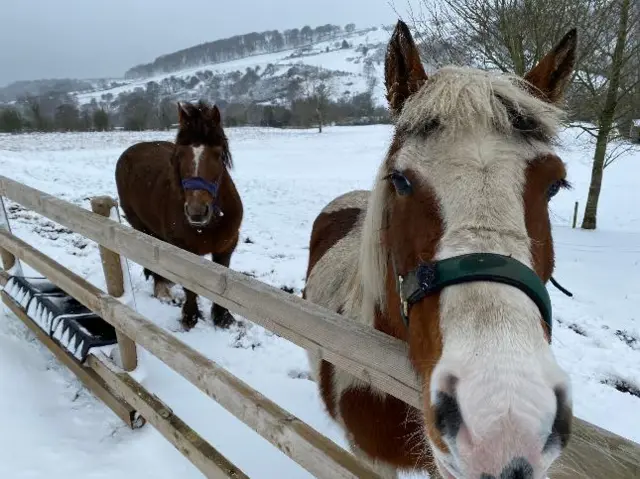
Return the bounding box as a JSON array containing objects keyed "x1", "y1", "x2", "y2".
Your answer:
[{"x1": 184, "y1": 202, "x2": 213, "y2": 227}]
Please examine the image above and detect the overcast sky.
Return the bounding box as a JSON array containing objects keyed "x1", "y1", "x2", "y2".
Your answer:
[{"x1": 0, "y1": 0, "x2": 423, "y2": 87}]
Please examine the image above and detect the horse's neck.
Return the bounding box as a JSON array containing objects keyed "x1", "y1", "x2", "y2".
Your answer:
[{"x1": 165, "y1": 168, "x2": 187, "y2": 229}]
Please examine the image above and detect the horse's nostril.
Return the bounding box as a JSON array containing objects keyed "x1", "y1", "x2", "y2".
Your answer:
[
  {"x1": 498, "y1": 457, "x2": 534, "y2": 479},
  {"x1": 544, "y1": 387, "x2": 572, "y2": 452},
  {"x1": 433, "y1": 387, "x2": 463, "y2": 440}
]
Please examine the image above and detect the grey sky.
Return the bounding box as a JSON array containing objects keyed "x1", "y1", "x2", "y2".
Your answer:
[{"x1": 0, "y1": 0, "x2": 422, "y2": 87}]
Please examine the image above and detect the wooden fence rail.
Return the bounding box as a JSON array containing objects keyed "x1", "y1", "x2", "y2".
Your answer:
[
  {"x1": 0, "y1": 228, "x2": 380, "y2": 479},
  {"x1": 0, "y1": 176, "x2": 417, "y2": 407},
  {"x1": 1, "y1": 175, "x2": 639, "y2": 478},
  {"x1": 87, "y1": 353, "x2": 249, "y2": 479}
]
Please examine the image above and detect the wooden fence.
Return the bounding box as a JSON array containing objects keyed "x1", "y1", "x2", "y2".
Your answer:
[{"x1": 0, "y1": 174, "x2": 638, "y2": 478}]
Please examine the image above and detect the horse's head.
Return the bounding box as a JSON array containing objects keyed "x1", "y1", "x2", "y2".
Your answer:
[
  {"x1": 173, "y1": 100, "x2": 232, "y2": 228},
  {"x1": 362, "y1": 21, "x2": 577, "y2": 479}
]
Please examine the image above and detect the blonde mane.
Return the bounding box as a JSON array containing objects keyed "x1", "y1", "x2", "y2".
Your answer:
[{"x1": 398, "y1": 66, "x2": 565, "y2": 139}]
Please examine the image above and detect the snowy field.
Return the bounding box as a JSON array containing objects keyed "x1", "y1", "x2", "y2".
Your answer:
[{"x1": 0, "y1": 125, "x2": 639, "y2": 478}]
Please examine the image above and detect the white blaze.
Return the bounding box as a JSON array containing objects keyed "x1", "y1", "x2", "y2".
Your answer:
[{"x1": 192, "y1": 145, "x2": 204, "y2": 176}]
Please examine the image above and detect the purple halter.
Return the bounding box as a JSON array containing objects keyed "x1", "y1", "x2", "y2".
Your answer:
[
  {"x1": 181, "y1": 176, "x2": 223, "y2": 217},
  {"x1": 182, "y1": 177, "x2": 219, "y2": 196}
]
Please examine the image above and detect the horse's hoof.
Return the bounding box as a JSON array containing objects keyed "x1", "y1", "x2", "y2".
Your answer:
[
  {"x1": 158, "y1": 292, "x2": 182, "y2": 307},
  {"x1": 154, "y1": 282, "x2": 174, "y2": 302},
  {"x1": 180, "y1": 317, "x2": 197, "y2": 331},
  {"x1": 213, "y1": 310, "x2": 236, "y2": 329},
  {"x1": 181, "y1": 310, "x2": 202, "y2": 331}
]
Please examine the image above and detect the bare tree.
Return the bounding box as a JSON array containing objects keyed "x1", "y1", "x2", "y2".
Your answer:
[
  {"x1": 22, "y1": 96, "x2": 49, "y2": 131},
  {"x1": 411, "y1": 0, "x2": 639, "y2": 230},
  {"x1": 412, "y1": 0, "x2": 611, "y2": 75},
  {"x1": 300, "y1": 69, "x2": 334, "y2": 132},
  {"x1": 312, "y1": 82, "x2": 333, "y2": 133},
  {"x1": 363, "y1": 58, "x2": 378, "y2": 95},
  {"x1": 576, "y1": 0, "x2": 640, "y2": 229}
]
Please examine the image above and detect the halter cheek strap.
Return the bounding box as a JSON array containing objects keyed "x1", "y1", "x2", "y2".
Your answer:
[{"x1": 395, "y1": 253, "x2": 554, "y2": 340}]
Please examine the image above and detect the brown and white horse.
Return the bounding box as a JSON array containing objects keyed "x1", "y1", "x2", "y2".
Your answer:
[{"x1": 303, "y1": 21, "x2": 577, "y2": 479}]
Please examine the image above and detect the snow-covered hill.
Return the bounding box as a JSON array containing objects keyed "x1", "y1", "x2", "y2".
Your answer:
[
  {"x1": 74, "y1": 26, "x2": 393, "y2": 108},
  {"x1": 0, "y1": 24, "x2": 396, "y2": 116}
]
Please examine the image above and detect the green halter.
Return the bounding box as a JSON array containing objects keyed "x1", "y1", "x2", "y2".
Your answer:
[{"x1": 395, "y1": 253, "x2": 554, "y2": 339}]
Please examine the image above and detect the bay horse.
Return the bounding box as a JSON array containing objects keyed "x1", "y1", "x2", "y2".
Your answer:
[
  {"x1": 303, "y1": 21, "x2": 577, "y2": 479},
  {"x1": 115, "y1": 100, "x2": 242, "y2": 330}
]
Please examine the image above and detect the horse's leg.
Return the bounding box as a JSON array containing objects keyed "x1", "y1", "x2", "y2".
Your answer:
[
  {"x1": 181, "y1": 288, "x2": 202, "y2": 331},
  {"x1": 210, "y1": 251, "x2": 236, "y2": 329},
  {"x1": 144, "y1": 268, "x2": 176, "y2": 303},
  {"x1": 123, "y1": 209, "x2": 176, "y2": 303}
]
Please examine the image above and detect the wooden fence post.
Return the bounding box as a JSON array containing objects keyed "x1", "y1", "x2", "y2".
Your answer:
[
  {"x1": 90, "y1": 196, "x2": 137, "y2": 371},
  {"x1": 0, "y1": 244, "x2": 14, "y2": 273},
  {"x1": 572, "y1": 201, "x2": 579, "y2": 229},
  {"x1": 0, "y1": 195, "x2": 16, "y2": 271}
]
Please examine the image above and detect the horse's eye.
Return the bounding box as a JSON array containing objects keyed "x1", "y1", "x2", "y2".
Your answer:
[
  {"x1": 548, "y1": 180, "x2": 566, "y2": 200},
  {"x1": 387, "y1": 171, "x2": 413, "y2": 196}
]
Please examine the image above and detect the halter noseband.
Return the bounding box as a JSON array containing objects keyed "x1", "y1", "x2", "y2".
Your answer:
[
  {"x1": 395, "y1": 253, "x2": 554, "y2": 340},
  {"x1": 181, "y1": 176, "x2": 224, "y2": 217}
]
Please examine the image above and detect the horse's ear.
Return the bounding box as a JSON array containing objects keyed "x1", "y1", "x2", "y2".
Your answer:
[
  {"x1": 385, "y1": 20, "x2": 428, "y2": 117},
  {"x1": 210, "y1": 105, "x2": 221, "y2": 124},
  {"x1": 199, "y1": 103, "x2": 221, "y2": 124},
  {"x1": 177, "y1": 102, "x2": 191, "y2": 124},
  {"x1": 524, "y1": 29, "x2": 577, "y2": 104}
]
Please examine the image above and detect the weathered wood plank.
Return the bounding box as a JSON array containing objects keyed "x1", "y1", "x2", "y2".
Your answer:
[
  {"x1": 0, "y1": 228, "x2": 382, "y2": 479},
  {"x1": 87, "y1": 353, "x2": 249, "y2": 479},
  {"x1": 0, "y1": 290, "x2": 141, "y2": 429},
  {"x1": 551, "y1": 418, "x2": 640, "y2": 478},
  {"x1": 1, "y1": 176, "x2": 639, "y2": 478}
]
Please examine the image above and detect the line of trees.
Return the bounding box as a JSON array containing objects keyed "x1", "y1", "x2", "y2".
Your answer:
[
  {"x1": 222, "y1": 92, "x2": 389, "y2": 130},
  {"x1": 126, "y1": 23, "x2": 362, "y2": 80},
  {"x1": 412, "y1": 0, "x2": 640, "y2": 229},
  {"x1": 0, "y1": 105, "x2": 110, "y2": 133},
  {"x1": 0, "y1": 87, "x2": 388, "y2": 134},
  {"x1": 0, "y1": 93, "x2": 111, "y2": 133}
]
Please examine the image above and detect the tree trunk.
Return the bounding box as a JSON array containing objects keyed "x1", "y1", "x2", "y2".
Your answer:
[
  {"x1": 581, "y1": 128, "x2": 609, "y2": 229},
  {"x1": 317, "y1": 107, "x2": 323, "y2": 133},
  {"x1": 581, "y1": 0, "x2": 630, "y2": 230}
]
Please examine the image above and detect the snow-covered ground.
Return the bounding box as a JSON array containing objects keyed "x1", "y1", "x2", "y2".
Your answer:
[{"x1": 0, "y1": 125, "x2": 639, "y2": 478}]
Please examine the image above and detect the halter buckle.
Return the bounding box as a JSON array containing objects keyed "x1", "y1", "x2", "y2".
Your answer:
[{"x1": 398, "y1": 275, "x2": 410, "y2": 326}]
